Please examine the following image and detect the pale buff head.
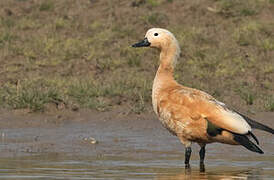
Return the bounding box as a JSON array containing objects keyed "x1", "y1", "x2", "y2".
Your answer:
[{"x1": 132, "y1": 28, "x2": 181, "y2": 67}]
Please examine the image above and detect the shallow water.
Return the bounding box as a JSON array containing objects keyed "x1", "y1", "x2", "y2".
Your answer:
[
  {"x1": 0, "y1": 113, "x2": 273, "y2": 179},
  {"x1": 1, "y1": 154, "x2": 273, "y2": 179}
]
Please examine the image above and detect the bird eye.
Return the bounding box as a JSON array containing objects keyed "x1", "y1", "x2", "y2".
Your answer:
[{"x1": 154, "y1": 33, "x2": 158, "y2": 36}]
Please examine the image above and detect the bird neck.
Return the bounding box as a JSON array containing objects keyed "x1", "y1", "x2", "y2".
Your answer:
[
  {"x1": 157, "y1": 44, "x2": 179, "y2": 79},
  {"x1": 152, "y1": 43, "x2": 180, "y2": 114}
]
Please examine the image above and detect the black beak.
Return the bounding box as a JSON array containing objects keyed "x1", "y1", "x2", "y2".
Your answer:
[{"x1": 132, "y1": 38, "x2": 151, "y2": 47}]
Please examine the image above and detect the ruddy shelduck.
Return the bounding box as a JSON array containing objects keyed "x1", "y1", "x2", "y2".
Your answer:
[{"x1": 132, "y1": 28, "x2": 274, "y2": 171}]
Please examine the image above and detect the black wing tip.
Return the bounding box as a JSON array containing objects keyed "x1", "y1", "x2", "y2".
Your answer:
[
  {"x1": 255, "y1": 147, "x2": 264, "y2": 154},
  {"x1": 248, "y1": 131, "x2": 259, "y2": 145},
  {"x1": 233, "y1": 133, "x2": 264, "y2": 154}
]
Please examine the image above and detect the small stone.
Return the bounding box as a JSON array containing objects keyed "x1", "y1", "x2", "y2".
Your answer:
[
  {"x1": 89, "y1": 137, "x2": 98, "y2": 144},
  {"x1": 83, "y1": 136, "x2": 98, "y2": 144}
]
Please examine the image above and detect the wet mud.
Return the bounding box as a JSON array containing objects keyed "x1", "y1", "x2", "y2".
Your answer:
[{"x1": 0, "y1": 110, "x2": 273, "y2": 179}]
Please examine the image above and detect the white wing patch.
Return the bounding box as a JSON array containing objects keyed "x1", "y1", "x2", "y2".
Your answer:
[
  {"x1": 221, "y1": 109, "x2": 251, "y2": 134},
  {"x1": 214, "y1": 100, "x2": 252, "y2": 134}
]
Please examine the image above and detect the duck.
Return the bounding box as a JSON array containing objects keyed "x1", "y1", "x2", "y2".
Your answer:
[{"x1": 132, "y1": 28, "x2": 274, "y2": 171}]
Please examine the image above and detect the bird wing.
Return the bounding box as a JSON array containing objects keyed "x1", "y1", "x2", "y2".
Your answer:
[{"x1": 167, "y1": 85, "x2": 251, "y2": 135}]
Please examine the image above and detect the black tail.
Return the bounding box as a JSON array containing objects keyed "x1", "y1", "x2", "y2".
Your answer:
[
  {"x1": 236, "y1": 111, "x2": 274, "y2": 134},
  {"x1": 249, "y1": 131, "x2": 259, "y2": 145},
  {"x1": 233, "y1": 133, "x2": 264, "y2": 154}
]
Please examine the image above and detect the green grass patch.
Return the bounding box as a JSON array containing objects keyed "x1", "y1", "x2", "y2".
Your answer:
[
  {"x1": 216, "y1": 0, "x2": 260, "y2": 17},
  {"x1": 39, "y1": 1, "x2": 54, "y2": 11},
  {"x1": 0, "y1": 0, "x2": 273, "y2": 113},
  {"x1": 0, "y1": 80, "x2": 64, "y2": 112},
  {"x1": 142, "y1": 12, "x2": 168, "y2": 26},
  {"x1": 265, "y1": 96, "x2": 274, "y2": 111},
  {"x1": 146, "y1": 0, "x2": 162, "y2": 7},
  {"x1": 235, "y1": 86, "x2": 255, "y2": 105}
]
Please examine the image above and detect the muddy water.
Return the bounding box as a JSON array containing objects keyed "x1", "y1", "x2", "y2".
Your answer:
[{"x1": 0, "y1": 112, "x2": 273, "y2": 179}]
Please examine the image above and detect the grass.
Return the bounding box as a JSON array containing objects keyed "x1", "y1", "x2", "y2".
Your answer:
[
  {"x1": 0, "y1": 80, "x2": 64, "y2": 111},
  {"x1": 39, "y1": 1, "x2": 55, "y2": 12},
  {"x1": 0, "y1": 0, "x2": 273, "y2": 113},
  {"x1": 215, "y1": 0, "x2": 261, "y2": 17},
  {"x1": 265, "y1": 96, "x2": 274, "y2": 111},
  {"x1": 142, "y1": 12, "x2": 168, "y2": 26},
  {"x1": 235, "y1": 86, "x2": 255, "y2": 105}
]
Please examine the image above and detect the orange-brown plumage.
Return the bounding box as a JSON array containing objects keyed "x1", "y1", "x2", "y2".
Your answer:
[
  {"x1": 132, "y1": 28, "x2": 273, "y2": 169},
  {"x1": 155, "y1": 81, "x2": 239, "y2": 145}
]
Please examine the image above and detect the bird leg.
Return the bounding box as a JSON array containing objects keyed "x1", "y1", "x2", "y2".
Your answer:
[
  {"x1": 185, "y1": 147, "x2": 192, "y2": 168},
  {"x1": 199, "y1": 146, "x2": 206, "y2": 172}
]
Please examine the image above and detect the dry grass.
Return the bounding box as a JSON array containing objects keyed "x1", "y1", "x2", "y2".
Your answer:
[{"x1": 0, "y1": 0, "x2": 273, "y2": 113}]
